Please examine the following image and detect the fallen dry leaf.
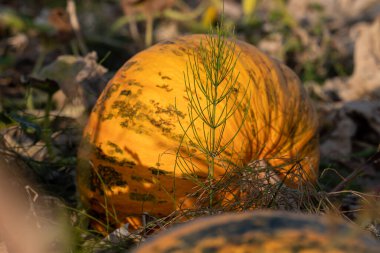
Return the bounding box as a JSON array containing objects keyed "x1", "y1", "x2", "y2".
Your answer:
[
  {"x1": 324, "y1": 16, "x2": 380, "y2": 100},
  {"x1": 319, "y1": 101, "x2": 380, "y2": 161},
  {"x1": 37, "y1": 52, "x2": 108, "y2": 117}
]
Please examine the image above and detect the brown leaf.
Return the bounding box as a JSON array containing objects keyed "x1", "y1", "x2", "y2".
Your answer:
[
  {"x1": 36, "y1": 52, "x2": 108, "y2": 116},
  {"x1": 324, "y1": 16, "x2": 380, "y2": 101}
]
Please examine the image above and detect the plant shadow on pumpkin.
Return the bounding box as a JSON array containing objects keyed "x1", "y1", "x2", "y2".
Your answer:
[{"x1": 78, "y1": 137, "x2": 320, "y2": 235}]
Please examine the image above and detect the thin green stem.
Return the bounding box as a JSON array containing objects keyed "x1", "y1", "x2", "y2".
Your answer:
[{"x1": 176, "y1": 21, "x2": 251, "y2": 209}]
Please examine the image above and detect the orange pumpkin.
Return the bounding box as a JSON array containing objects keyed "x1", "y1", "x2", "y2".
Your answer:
[
  {"x1": 133, "y1": 210, "x2": 380, "y2": 253},
  {"x1": 77, "y1": 34, "x2": 319, "y2": 230}
]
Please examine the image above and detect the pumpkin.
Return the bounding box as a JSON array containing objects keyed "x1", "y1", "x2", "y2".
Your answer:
[
  {"x1": 133, "y1": 210, "x2": 380, "y2": 253},
  {"x1": 77, "y1": 34, "x2": 319, "y2": 230}
]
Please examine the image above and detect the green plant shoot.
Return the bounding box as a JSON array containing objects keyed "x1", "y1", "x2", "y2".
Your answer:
[{"x1": 175, "y1": 22, "x2": 251, "y2": 206}]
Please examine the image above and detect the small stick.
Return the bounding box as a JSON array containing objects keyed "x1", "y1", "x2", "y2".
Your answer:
[
  {"x1": 25, "y1": 185, "x2": 42, "y2": 229},
  {"x1": 67, "y1": 0, "x2": 88, "y2": 55},
  {"x1": 145, "y1": 13, "x2": 153, "y2": 47},
  {"x1": 331, "y1": 167, "x2": 365, "y2": 192},
  {"x1": 129, "y1": 15, "x2": 141, "y2": 42},
  {"x1": 331, "y1": 151, "x2": 380, "y2": 192}
]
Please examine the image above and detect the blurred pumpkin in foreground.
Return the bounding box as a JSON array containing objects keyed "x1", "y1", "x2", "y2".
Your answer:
[
  {"x1": 77, "y1": 34, "x2": 319, "y2": 230},
  {"x1": 133, "y1": 210, "x2": 380, "y2": 253}
]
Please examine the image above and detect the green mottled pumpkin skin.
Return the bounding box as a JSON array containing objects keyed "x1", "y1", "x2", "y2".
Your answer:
[{"x1": 134, "y1": 211, "x2": 380, "y2": 253}]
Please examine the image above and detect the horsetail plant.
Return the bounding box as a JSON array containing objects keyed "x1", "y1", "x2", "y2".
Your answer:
[{"x1": 175, "y1": 23, "x2": 251, "y2": 207}]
